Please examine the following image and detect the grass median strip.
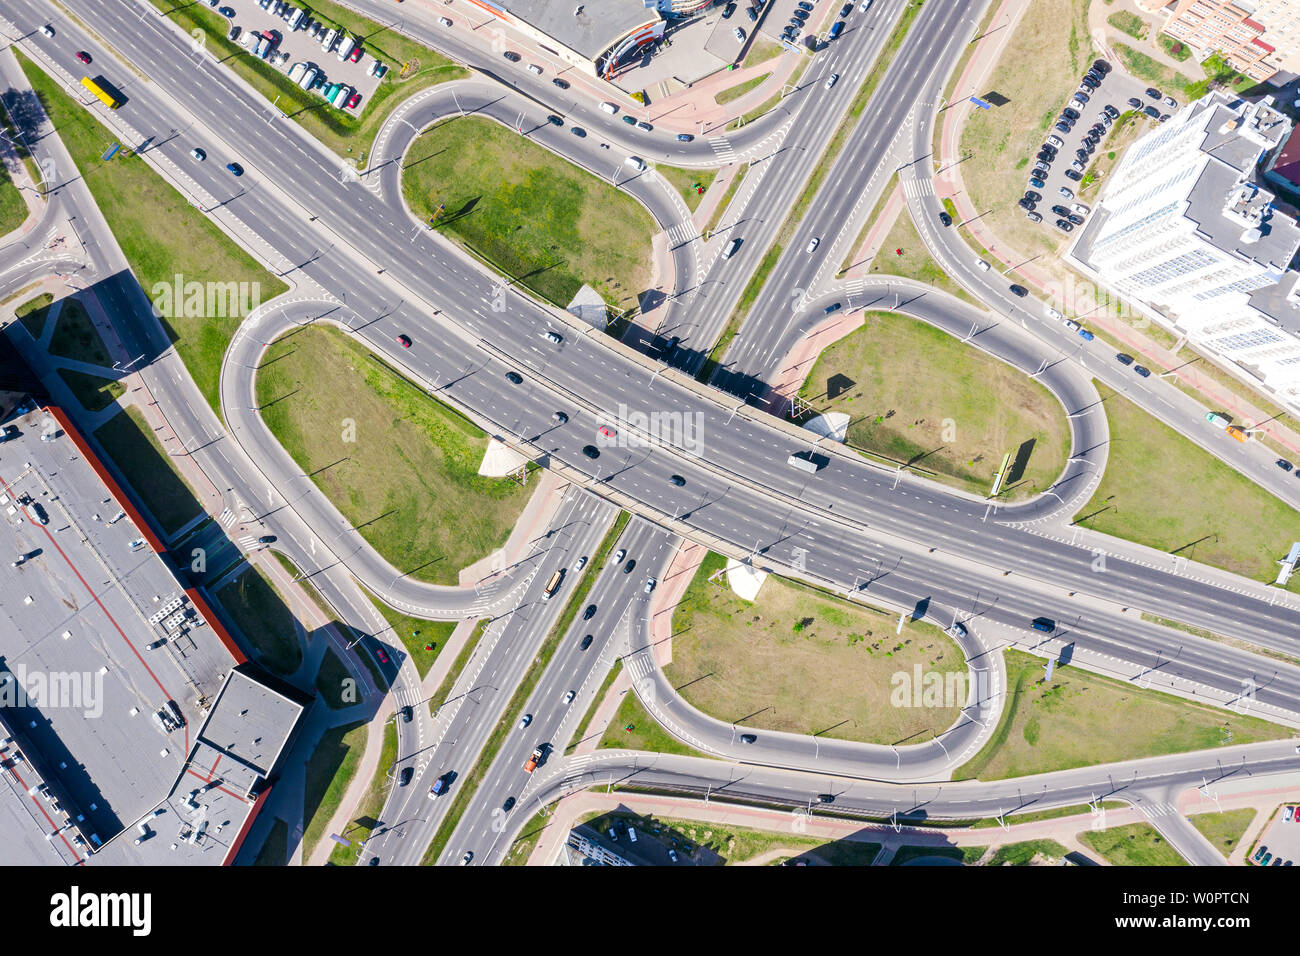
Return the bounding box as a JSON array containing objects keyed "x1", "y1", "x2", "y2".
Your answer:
[
  {"x1": 420, "y1": 511, "x2": 629, "y2": 865},
  {"x1": 701, "y1": 161, "x2": 749, "y2": 239},
  {"x1": 214, "y1": 564, "x2": 304, "y2": 675},
  {"x1": 1080, "y1": 822, "x2": 1188, "y2": 866},
  {"x1": 656, "y1": 164, "x2": 718, "y2": 214},
  {"x1": 360, "y1": 586, "x2": 457, "y2": 680},
  {"x1": 328, "y1": 720, "x2": 399, "y2": 865},
  {"x1": 565, "y1": 658, "x2": 622, "y2": 755},
  {"x1": 17, "y1": 51, "x2": 287, "y2": 415},
  {"x1": 301, "y1": 719, "x2": 367, "y2": 862}
]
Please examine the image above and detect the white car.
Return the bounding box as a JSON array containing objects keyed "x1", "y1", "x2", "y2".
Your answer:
[
  {"x1": 644, "y1": 577, "x2": 657, "y2": 593},
  {"x1": 734, "y1": 27, "x2": 746, "y2": 42},
  {"x1": 1046, "y1": 135, "x2": 1065, "y2": 149},
  {"x1": 806, "y1": 236, "x2": 820, "y2": 253},
  {"x1": 518, "y1": 713, "x2": 532, "y2": 729},
  {"x1": 824, "y1": 73, "x2": 839, "y2": 90},
  {"x1": 976, "y1": 260, "x2": 990, "y2": 272},
  {"x1": 1046, "y1": 308, "x2": 1062, "y2": 321},
  {"x1": 1071, "y1": 202, "x2": 1090, "y2": 216},
  {"x1": 459, "y1": 851, "x2": 473, "y2": 865},
  {"x1": 562, "y1": 690, "x2": 576, "y2": 705},
  {"x1": 41, "y1": 25, "x2": 54, "y2": 37},
  {"x1": 438, "y1": 17, "x2": 453, "y2": 27},
  {"x1": 527, "y1": 63, "x2": 542, "y2": 75},
  {"x1": 614, "y1": 549, "x2": 626, "y2": 563},
  {"x1": 1064, "y1": 320, "x2": 1081, "y2": 332},
  {"x1": 190, "y1": 148, "x2": 206, "y2": 161},
  {"x1": 543, "y1": 331, "x2": 562, "y2": 343}
]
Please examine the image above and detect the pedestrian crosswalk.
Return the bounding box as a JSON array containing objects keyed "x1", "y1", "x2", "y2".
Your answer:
[
  {"x1": 901, "y1": 177, "x2": 935, "y2": 200},
  {"x1": 711, "y1": 136, "x2": 736, "y2": 164},
  {"x1": 666, "y1": 222, "x2": 697, "y2": 247},
  {"x1": 1139, "y1": 801, "x2": 1179, "y2": 819},
  {"x1": 217, "y1": 508, "x2": 237, "y2": 529},
  {"x1": 237, "y1": 534, "x2": 261, "y2": 550}
]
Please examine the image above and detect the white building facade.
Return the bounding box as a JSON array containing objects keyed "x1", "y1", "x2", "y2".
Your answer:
[{"x1": 1074, "y1": 92, "x2": 1300, "y2": 406}]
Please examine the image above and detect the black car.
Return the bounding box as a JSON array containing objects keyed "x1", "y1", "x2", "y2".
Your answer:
[
  {"x1": 637, "y1": 120, "x2": 653, "y2": 132},
  {"x1": 505, "y1": 371, "x2": 523, "y2": 384},
  {"x1": 1036, "y1": 151, "x2": 1054, "y2": 164},
  {"x1": 1127, "y1": 97, "x2": 1142, "y2": 108},
  {"x1": 580, "y1": 634, "x2": 594, "y2": 650},
  {"x1": 1092, "y1": 58, "x2": 1110, "y2": 73},
  {"x1": 1115, "y1": 352, "x2": 1134, "y2": 366},
  {"x1": 1081, "y1": 75, "x2": 1098, "y2": 89},
  {"x1": 1064, "y1": 169, "x2": 1083, "y2": 181},
  {"x1": 623, "y1": 559, "x2": 636, "y2": 574},
  {"x1": 747, "y1": 7, "x2": 757, "y2": 20},
  {"x1": 840, "y1": 3, "x2": 852, "y2": 14},
  {"x1": 740, "y1": 733, "x2": 757, "y2": 744},
  {"x1": 797, "y1": 0, "x2": 813, "y2": 9},
  {"x1": 401, "y1": 705, "x2": 413, "y2": 723},
  {"x1": 1025, "y1": 211, "x2": 1042, "y2": 223},
  {"x1": 1144, "y1": 87, "x2": 1161, "y2": 99},
  {"x1": 1018, "y1": 197, "x2": 1036, "y2": 210},
  {"x1": 1055, "y1": 219, "x2": 1074, "y2": 232},
  {"x1": 1054, "y1": 121, "x2": 1071, "y2": 133},
  {"x1": 1067, "y1": 213, "x2": 1084, "y2": 225},
  {"x1": 503, "y1": 50, "x2": 521, "y2": 62},
  {"x1": 502, "y1": 797, "x2": 516, "y2": 812},
  {"x1": 1062, "y1": 107, "x2": 1080, "y2": 120},
  {"x1": 793, "y1": 8, "x2": 808, "y2": 19},
  {"x1": 571, "y1": 125, "x2": 587, "y2": 137},
  {"x1": 552, "y1": 77, "x2": 570, "y2": 89},
  {"x1": 400, "y1": 767, "x2": 414, "y2": 786},
  {"x1": 816, "y1": 794, "x2": 835, "y2": 804},
  {"x1": 1051, "y1": 204, "x2": 1070, "y2": 216},
  {"x1": 1024, "y1": 190, "x2": 1041, "y2": 202},
  {"x1": 669, "y1": 474, "x2": 685, "y2": 486},
  {"x1": 1158, "y1": 113, "x2": 1170, "y2": 123},
  {"x1": 1104, "y1": 104, "x2": 1119, "y2": 118},
  {"x1": 722, "y1": 1, "x2": 736, "y2": 16},
  {"x1": 1009, "y1": 284, "x2": 1029, "y2": 297},
  {"x1": 553, "y1": 410, "x2": 568, "y2": 424},
  {"x1": 1076, "y1": 149, "x2": 1089, "y2": 161},
  {"x1": 1278, "y1": 459, "x2": 1294, "y2": 473},
  {"x1": 1133, "y1": 365, "x2": 1152, "y2": 378},
  {"x1": 938, "y1": 210, "x2": 952, "y2": 226},
  {"x1": 582, "y1": 445, "x2": 599, "y2": 459},
  {"x1": 1143, "y1": 105, "x2": 1159, "y2": 119},
  {"x1": 582, "y1": 604, "x2": 597, "y2": 621},
  {"x1": 546, "y1": 114, "x2": 562, "y2": 125}
]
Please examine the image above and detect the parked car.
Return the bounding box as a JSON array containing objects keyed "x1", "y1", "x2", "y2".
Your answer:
[
  {"x1": 677, "y1": 133, "x2": 694, "y2": 142},
  {"x1": 1009, "y1": 284, "x2": 1029, "y2": 298},
  {"x1": 1115, "y1": 353, "x2": 1134, "y2": 366},
  {"x1": 1145, "y1": 87, "x2": 1161, "y2": 99},
  {"x1": 1128, "y1": 97, "x2": 1142, "y2": 109},
  {"x1": 1134, "y1": 364, "x2": 1152, "y2": 377},
  {"x1": 1025, "y1": 211, "x2": 1042, "y2": 223},
  {"x1": 1058, "y1": 186, "x2": 1074, "y2": 199},
  {"x1": 552, "y1": 77, "x2": 570, "y2": 89},
  {"x1": 1054, "y1": 219, "x2": 1073, "y2": 232},
  {"x1": 1064, "y1": 169, "x2": 1083, "y2": 181},
  {"x1": 503, "y1": 50, "x2": 521, "y2": 61}
]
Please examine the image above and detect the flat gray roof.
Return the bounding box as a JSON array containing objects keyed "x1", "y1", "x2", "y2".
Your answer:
[{"x1": 498, "y1": 0, "x2": 658, "y2": 60}]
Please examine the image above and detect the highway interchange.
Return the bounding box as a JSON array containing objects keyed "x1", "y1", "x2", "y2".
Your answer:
[{"x1": 2, "y1": 0, "x2": 1299, "y2": 867}]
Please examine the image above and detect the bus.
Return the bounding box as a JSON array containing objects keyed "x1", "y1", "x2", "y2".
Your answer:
[
  {"x1": 80, "y1": 76, "x2": 121, "y2": 109},
  {"x1": 542, "y1": 569, "x2": 564, "y2": 600}
]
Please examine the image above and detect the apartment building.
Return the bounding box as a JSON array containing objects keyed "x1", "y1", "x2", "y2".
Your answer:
[{"x1": 1138, "y1": 0, "x2": 1300, "y2": 84}]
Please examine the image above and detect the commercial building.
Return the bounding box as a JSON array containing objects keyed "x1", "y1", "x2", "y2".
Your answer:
[
  {"x1": 461, "y1": 0, "x2": 667, "y2": 78},
  {"x1": 1069, "y1": 92, "x2": 1300, "y2": 408},
  {"x1": 1139, "y1": 0, "x2": 1300, "y2": 84}
]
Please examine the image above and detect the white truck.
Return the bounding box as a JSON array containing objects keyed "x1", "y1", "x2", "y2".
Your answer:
[{"x1": 787, "y1": 453, "x2": 820, "y2": 473}]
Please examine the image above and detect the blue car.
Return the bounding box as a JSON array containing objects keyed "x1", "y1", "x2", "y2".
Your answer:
[
  {"x1": 1077, "y1": 328, "x2": 1094, "y2": 341},
  {"x1": 225, "y1": 162, "x2": 243, "y2": 176}
]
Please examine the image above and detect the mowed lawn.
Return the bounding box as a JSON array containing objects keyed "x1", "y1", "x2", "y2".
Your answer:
[
  {"x1": 0, "y1": 160, "x2": 26, "y2": 236},
  {"x1": 664, "y1": 553, "x2": 967, "y2": 746},
  {"x1": 255, "y1": 325, "x2": 532, "y2": 585},
  {"x1": 797, "y1": 311, "x2": 1070, "y2": 499},
  {"x1": 401, "y1": 117, "x2": 655, "y2": 310},
  {"x1": 957, "y1": 650, "x2": 1286, "y2": 781},
  {"x1": 214, "y1": 565, "x2": 304, "y2": 676},
  {"x1": 959, "y1": 0, "x2": 1094, "y2": 290},
  {"x1": 1074, "y1": 383, "x2": 1300, "y2": 587},
  {"x1": 868, "y1": 208, "x2": 978, "y2": 307},
  {"x1": 1080, "y1": 823, "x2": 1188, "y2": 866},
  {"x1": 18, "y1": 53, "x2": 286, "y2": 414},
  {"x1": 1188, "y1": 808, "x2": 1255, "y2": 858}
]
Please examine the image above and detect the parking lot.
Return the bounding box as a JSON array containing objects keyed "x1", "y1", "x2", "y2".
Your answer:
[
  {"x1": 1018, "y1": 57, "x2": 1161, "y2": 238},
  {"x1": 1252, "y1": 803, "x2": 1300, "y2": 866},
  {"x1": 209, "y1": 0, "x2": 384, "y2": 112},
  {"x1": 758, "y1": 0, "x2": 855, "y2": 51}
]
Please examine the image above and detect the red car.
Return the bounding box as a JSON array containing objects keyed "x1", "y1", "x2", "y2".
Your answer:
[
  {"x1": 374, "y1": 645, "x2": 389, "y2": 665},
  {"x1": 76, "y1": 51, "x2": 91, "y2": 64},
  {"x1": 397, "y1": 334, "x2": 411, "y2": 348},
  {"x1": 347, "y1": 92, "x2": 362, "y2": 109},
  {"x1": 597, "y1": 425, "x2": 616, "y2": 438},
  {"x1": 348, "y1": 45, "x2": 363, "y2": 63}
]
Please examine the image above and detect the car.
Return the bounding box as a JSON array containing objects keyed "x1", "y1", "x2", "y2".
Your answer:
[
  {"x1": 580, "y1": 634, "x2": 594, "y2": 651},
  {"x1": 1025, "y1": 211, "x2": 1042, "y2": 223},
  {"x1": 825, "y1": 73, "x2": 839, "y2": 90},
  {"x1": 519, "y1": 713, "x2": 533, "y2": 729},
  {"x1": 523, "y1": 745, "x2": 546, "y2": 772},
  {"x1": 552, "y1": 410, "x2": 568, "y2": 424},
  {"x1": 1133, "y1": 364, "x2": 1151, "y2": 377},
  {"x1": 257, "y1": 535, "x2": 277, "y2": 545},
  {"x1": 582, "y1": 604, "x2": 597, "y2": 621},
  {"x1": 1080, "y1": 75, "x2": 1098, "y2": 90},
  {"x1": 575, "y1": 556, "x2": 588, "y2": 570},
  {"x1": 798, "y1": 1, "x2": 813, "y2": 9},
  {"x1": 722, "y1": 2, "x2": 736, "y2": 16},
  {"x1": 840, "y1": 2, "x2": 853, "y2": 14},
  {"x1": 219, "y1": 6, "x2": 235, "y2": 17},
  {"x1": 1158, "y1": 113, "x2": 1170, "y2": 123},
  {"x1": 1025, "y1": 190, "x2": 1042, "y2": 202},
  {"x1": 396, "y1": 334, "x2": 412, "y2": 351},
  {"x1": 460, "y1": 851, "x2": 473, "y2": 866},
  {"x1": 1093, "y1": 58, "x2": 1111, "y2": 73},
  {"x1": 1067, "y1": 214, "x2": 1083, "y2": 225},
  {"x1": 669, "y1": 474, "x2": 685, "y2": 486},
  {"x1": 1072, "y1": 91, "x2": 1088, "y2": 104},
  {"x1": 644, "y1": 577, "x2": 656, "y2": 593},
  {"x1": 1143, "y1": 105, "x2": 1159, "y2": 119},
  {"x1": 1064, "y1": 169, "x2": 1082, "y2": 181},
  {"x1": 76, "y1": 51, "x2": 91, "y2": 64},
  {"x1": 546, "y1": 114, "x2": 562, "y2": 126},
  {"x1": 734, "y1": 27, "x2": 746, "y2": 41},
  {"x1": 502, "y1": 797, "x2": 516, "y2": 812},
  {"x1": 1034, "y1": 161, "x2": 1050, "y2": 174},
  {"x1": 41, "y1": 25, "x2": 55, "y2": 37},
  {"x1": 190, "y1": 148, "x2": 206, "y2": 161},
  {"x1": 1046, "y1": 307, "x2": 1063, "y2": 321},
  {"x1": 226, "y1": 163, "x2": 243, "y2": 176},
  {"x1": 399, "y1": 766, "x2": 414, "y2": 786},
  {"x1": 1127, "y1": 97, "x2": 1142, "y2": 109},
  {"x1": 739, "y1": 733, "x2": 757, "y2": 744},
  {"x1": 1279, "y1": 460, "x2": 1295, "y2": 473},
  {"x1": 1036, "y1": 151, "x2": 1054, "y2": 164},
  {"x1": 608, "y1": 827, "x2": 619, "y2": 842},
  {"x1": 621, "y1": 115, "x2": 638, "y2": 128},
  {"x1": 552, "y1": 77, "x2": 570, "y2": 89},
  {"x1": 1076, "y1": 148, "x2": 1090, "y2": 162},
  {"x1": 1058, "y1": 186, "x2": 1074, "y2": 199},
  {"x1": 976, "y1": 260, "x2": 991, "y2": 272},
  {"x1": 1115, "y1": 352, "x2": 1134, "y2": 366},
  {"x1": 634, "y1": 120, "x2": 653, "y2": 132},
  {"x1": 544, "y1": 331, "x2": 562, "y2": 344},
  {"x1": 1028, "y1": 178, "x2": 1045, "y2": 190},
  {"x1": 571, "y1": 126, "x2": 586, "y2": 137},
  {"x1": 1099, "y1": 112, "x2": 1113, "y2": 127},
  {"x1": 1052, "y1": 205, "x2": 1070, "y2": 217},
  {"x1": 668, "y1": 848, "x2": 679, "y2": 862},
  {"x1": 598, "y1": 425, "x2": 616, "y2": 438},
  {"x1": 563, "y1": 690, "x2": 576, "y2": 705},
  {"x1": 229, "y1": 24, "x2": 241, "y2": 41},
  {"x1": 374, "y1": 645, "x2": 389, "y2": 664},
  {"x1": 1077, "y1": 327, "x2": 1094, "y2": 341},
  {"x1": 1009, "y1": 284, "x2": 1029, "y2": 298},
  {"x1": 1054, "y1": 219, "x2": 1073, "y2": 232},
  {"x1": 1254, "y1": 845, "x2": 1269, "y2": 862},
  {"x1": 806, "y1": 236, "x2": 820, "y2": 253},
  {"x1": 582, "y1": 445, "x2": 599, "y2": 459},
  {"x1": 677, "y1": 133, "x2": 694, "y2": 142},
  {"x1": 1261, "y1": 852, "x2": 1272, "y2": 865},
  {"x1": 1082, "y1": 139, "x2": 1095, "y2": 153},
  {"x1": 1104, "y1": 104, "x2": 1119, "y2": 118},
  {"x1": 1145, "y1": 87, "x2": 1161, "y2": 99},
  {"x1": 401, "y1": 705, "x2": 413, "y2": 723},
  {"x1": 747, "y1": 7, "x2": 758, "y2": 20},
  {"x1": 428, "y1": 776, "x2": 447, "y2": 798},
  {"x1": 816, "y1": 793, "x2": 835, "y2": 804},
  {"x1": 938, "y1": 210, "x2": 952, "y2": 226},
  {"x1": 349, "y1": 44, "x2": 363, "y2": 63},
  {"x1": 1070, "y1": 202, "x2": 1090, "y2": 216},
  {"x1": 614, "y1": 549, "x2": 626, "y2": 563},
  {"x1": 1018, "y1": 198, "x2": 1036, "y2": 211},
  {"x1": 1286, "y1": 806, "x2": 1296, "y2": 821},
  {"x1": 368, "y1": 856, "x2": 379, "y2": 865},
  {"x1": 505, "y1": 370, "x2": 523, "y2": 384},
  {"x1": 1046, "y1": 135, "x2": 1064, "y2": 148},
  {"x1": 503, "y1": 51, "x2": 521, "y2": 62},
  {"x1": 438, "y1": 15, "x2": 453, "y2": 26},
  {"x1": 1054, "y1": 122, "x2": 1071, "y2": 134}
]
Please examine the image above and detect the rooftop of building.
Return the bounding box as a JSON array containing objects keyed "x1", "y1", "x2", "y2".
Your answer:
[{"x1": 493, "y1": 0, "x2": 660, "y2": 60}]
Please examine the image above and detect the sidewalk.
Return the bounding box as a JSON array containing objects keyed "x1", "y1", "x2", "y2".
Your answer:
[{"x1": 933, "y1": 0, "x2": 1300, "y2": 459}]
